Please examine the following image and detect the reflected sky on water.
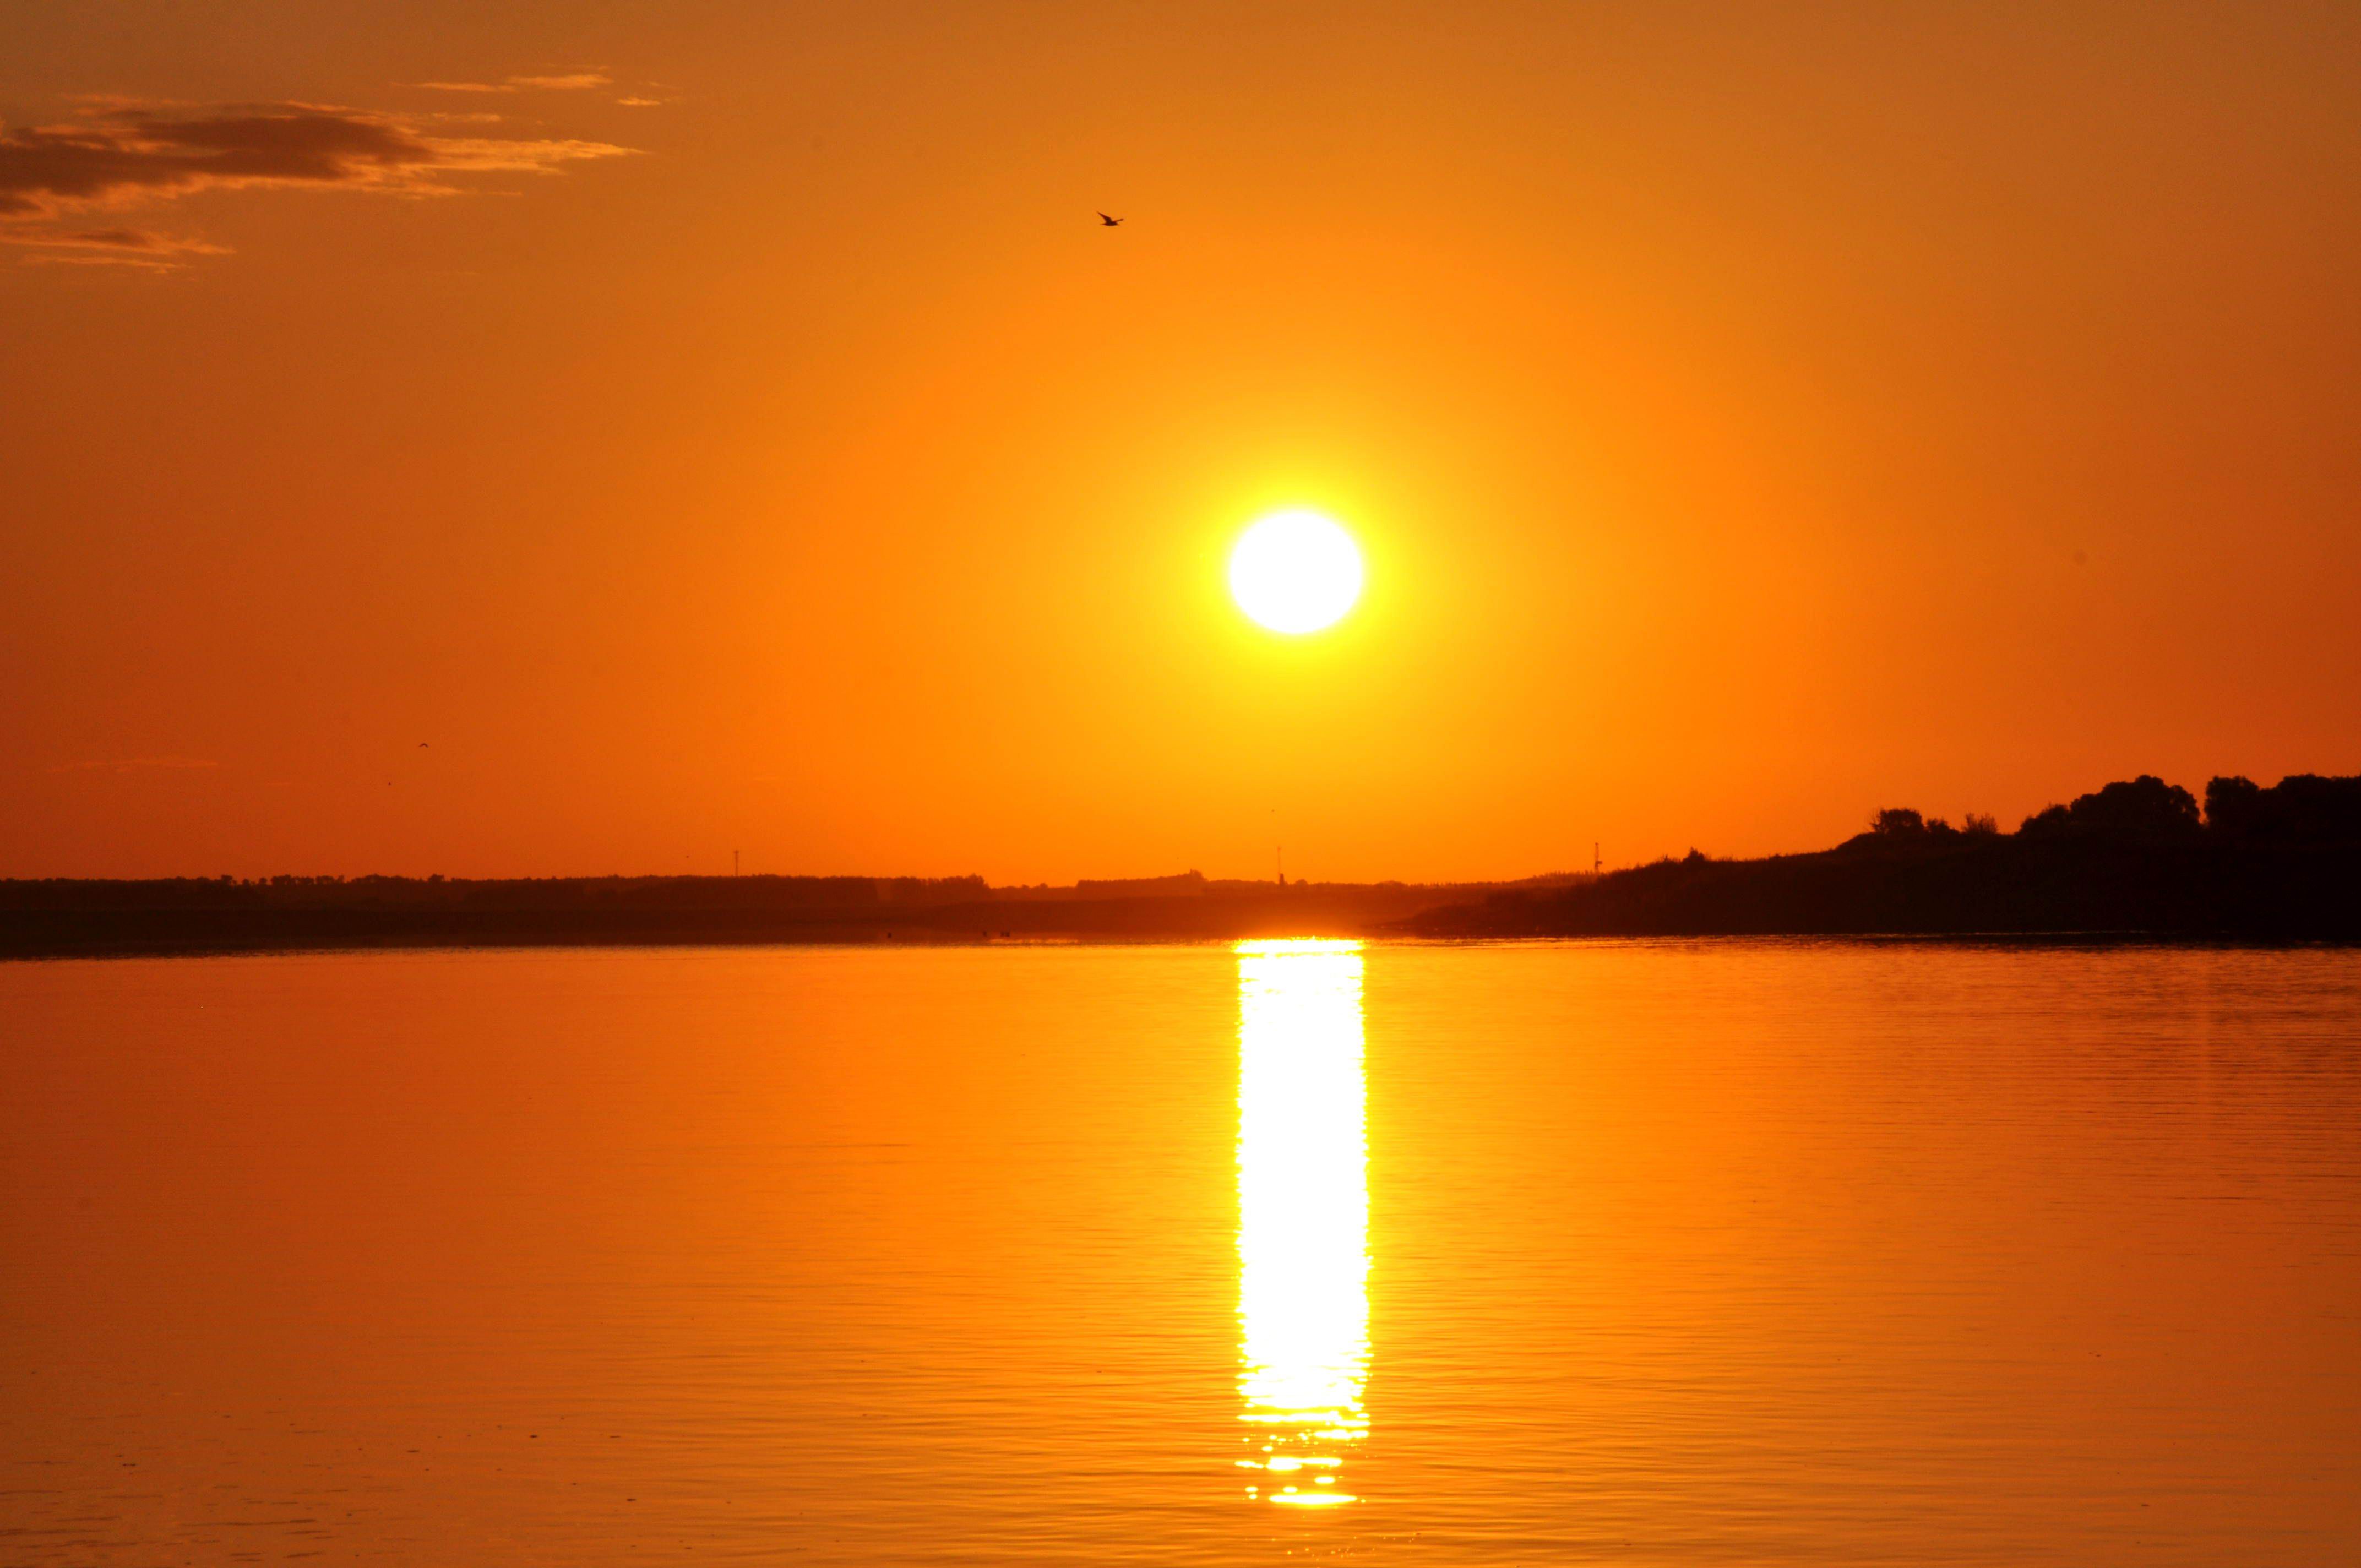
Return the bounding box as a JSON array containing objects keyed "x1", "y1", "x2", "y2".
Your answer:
[
  {"x1": 1234, "y1": 938, "x2": 1369, "y2": 1506},
  {"x1": 4, "y1": 941, "x2": 2360, "y2": 1563}
]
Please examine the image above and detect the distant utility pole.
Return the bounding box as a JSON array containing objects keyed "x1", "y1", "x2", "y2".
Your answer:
[
  {"x1": 1593, "y1": 842, "x2": 1602, "y2": 876},
  {"x1": 733, "y1": 850, "x2": 740, "y2": 878},
  {"x1": 1276, "y1": 845, "x2": 1285, "y2": 888}
]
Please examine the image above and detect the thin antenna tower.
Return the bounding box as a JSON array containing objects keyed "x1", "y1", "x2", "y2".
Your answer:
[
  {"x1": 1276, "y1": 845, "x2": 1285, "y2": 888},
  {"x1": 1593, "y1": 841, "x2": 1601, "y2": 877},
  {"x1": 733, "y1": 849, "x2": 740, "y2": 878}
]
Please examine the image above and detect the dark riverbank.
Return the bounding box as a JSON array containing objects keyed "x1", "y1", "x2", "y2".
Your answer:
[
  {"x1": 10, "y1": 774, "x2": 2357, "y2": 954},
  {"x1": 0, "y1": 870, "x2": 1538, "y2": 957}
]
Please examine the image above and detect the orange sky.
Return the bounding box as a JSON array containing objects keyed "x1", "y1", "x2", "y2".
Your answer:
[{"x1": 4, "y1": 3, "x2": 2358, "y2": 883}]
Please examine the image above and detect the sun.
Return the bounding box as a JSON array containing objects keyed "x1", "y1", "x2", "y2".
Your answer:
[{"x1": 1229, "y1": 510, "x2": 1364, "y2": 635}]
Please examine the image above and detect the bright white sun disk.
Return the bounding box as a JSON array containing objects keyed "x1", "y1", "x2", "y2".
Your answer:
[{"x1": 1230, "y1": 510, "x2": 1363, "y2": 634}]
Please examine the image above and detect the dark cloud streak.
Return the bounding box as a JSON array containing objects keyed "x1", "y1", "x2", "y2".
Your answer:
[
  {"x1": 0, "y1": 101, "x2": 633, "y2": 261},
  {"x1": 0, "y1": 108, "x2": 432, "y2": 216}
]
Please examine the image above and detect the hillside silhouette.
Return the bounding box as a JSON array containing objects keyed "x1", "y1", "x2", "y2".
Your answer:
[{"x1": 1409, "y1": 774, "x2": 2361, "y2": 939}]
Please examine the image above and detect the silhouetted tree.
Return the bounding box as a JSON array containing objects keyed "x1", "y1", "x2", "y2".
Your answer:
[
  {"x1": 2205, "y1": 775, "x2": 2264, "y2": 835},
  {"x1": 2272, "y1": 775, "x2": 2361, "y2": 840},
  {"x1": 2085, "y1": 775, "x2": 2199, "y2": 835},
  {"x1": 1872, "y1": 808, "x2": 1925, "y2": 836},
  {"x1": 2022, "y1": 775, "x2": 2198, "y2": 839},
  {"x1": 2207, "y1": 773, "x2": 2361, "y2": 841}
]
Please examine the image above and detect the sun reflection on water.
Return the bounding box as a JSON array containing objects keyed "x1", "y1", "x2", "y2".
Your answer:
[{"x1": 1234, "y1": 938, "x2": 1369, "y2": 1507}]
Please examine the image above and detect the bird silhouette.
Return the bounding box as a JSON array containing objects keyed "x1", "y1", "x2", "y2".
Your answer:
[{"x1": 1098, "y1": 211, "x2": 1124, "y2": 226}]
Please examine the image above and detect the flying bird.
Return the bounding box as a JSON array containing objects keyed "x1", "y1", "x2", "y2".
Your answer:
[{"x1": 1098, "y1": 212, "x2": 1124, "y2": 226}]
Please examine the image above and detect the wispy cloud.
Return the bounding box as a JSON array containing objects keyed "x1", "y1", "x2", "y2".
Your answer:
[
  {"x1": 8, "y1": 227, "x2": 231, "y2": 269},
  {"x1": 47, "y1": 756, "x2": 222, "y2": 774},
  {"x1": 0, "y1": 100, "x2": 635, "y2": 264},
  {"x1": 413, "y1": 71, "x2": 612, "y2": 94}
]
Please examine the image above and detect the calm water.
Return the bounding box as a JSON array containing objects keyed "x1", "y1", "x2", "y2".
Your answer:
[{"x1": 4, "y1": 940, "x2": 2358, "y2": 1564}]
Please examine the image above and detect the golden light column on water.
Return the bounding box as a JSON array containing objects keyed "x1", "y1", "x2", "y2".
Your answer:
[{"x1": 1233, "y1": 938, "x2": 1369, "y2": 1506}]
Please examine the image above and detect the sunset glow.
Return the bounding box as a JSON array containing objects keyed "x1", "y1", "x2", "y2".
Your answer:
[
  {"x1": 6, "y1": 8, "x2": 2359, "y2": 1562},
  {"x1": 4, "y1": 8, "x2": 2358, "y2": 883}
]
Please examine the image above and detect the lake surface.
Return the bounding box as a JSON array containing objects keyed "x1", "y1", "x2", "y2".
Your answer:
[{"x1": 4, "y1": 940, "x2": 2358, "y2": 1564}]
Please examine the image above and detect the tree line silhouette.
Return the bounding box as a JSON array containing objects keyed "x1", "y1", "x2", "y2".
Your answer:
[{"x1": 1413, "y1": 773, "x2": 2361, "y2": 939}]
